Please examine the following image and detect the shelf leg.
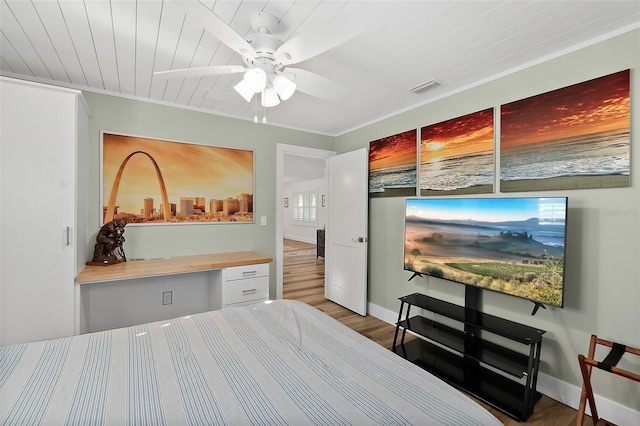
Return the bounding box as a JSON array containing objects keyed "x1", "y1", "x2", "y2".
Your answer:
[
  {"x1": 392, "y1": 301, "x2": 406, "y2": 349},
  {"x1": 401, "y1": 304, "x2": 412, "y2": 343},
  {"x1": 523, "y1": 339, "x2": 542, "y2": 418},
  {"x1": 530, "y1": 340, "x2": 543, "y2": 414}
]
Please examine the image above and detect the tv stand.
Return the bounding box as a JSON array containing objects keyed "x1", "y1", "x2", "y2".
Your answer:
[{"x1": 392, "y1": 287, "x2": 545, "y2": 421}]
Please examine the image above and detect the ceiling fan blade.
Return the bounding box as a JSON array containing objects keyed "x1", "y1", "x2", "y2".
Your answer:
[
  {"x1": 154, "y1": 65, "x2": 247, "y2": 80},
  {"x1": 275, "y1": 19, "x2": 364, "y2": 66},
  {"x1": 173, "y1": 1, "x2": 257, "y2": 59},
  {"x1": 285, "y1": 68, "x2": 345, "y2": 102}
]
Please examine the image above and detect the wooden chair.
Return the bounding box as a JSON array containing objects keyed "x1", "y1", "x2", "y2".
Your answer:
[{"x1": 576, "y1": 334, "x2": 640, "y2": 425}]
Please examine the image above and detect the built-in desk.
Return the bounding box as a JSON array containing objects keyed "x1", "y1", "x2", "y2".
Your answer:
[
  {"x1": 76, "y1": 251, "x2": 272, "y2": 284},
  {"x1": 75, "y1": 251, "x2": 272, "y2": 333}
]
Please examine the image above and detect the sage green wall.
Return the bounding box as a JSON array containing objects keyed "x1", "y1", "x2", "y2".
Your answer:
[
  {"x1": 336, "y1": 29, "x2": 640, "y2": 411},
  {"x1": 83, "y1": 92, "x2": 333, "y2": 297}
]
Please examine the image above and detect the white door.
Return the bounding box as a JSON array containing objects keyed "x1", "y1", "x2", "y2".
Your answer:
[{"x1": 325, "y1": 148, "x2": 368, "y2": 315}]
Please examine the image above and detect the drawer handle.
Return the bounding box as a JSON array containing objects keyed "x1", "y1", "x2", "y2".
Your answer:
[
  {"x1": 242, "y1": 271, "x2": 257, "y2": 276},
  {"x1": 242, "y1": 288, "x2": 257, "y2": 294}
]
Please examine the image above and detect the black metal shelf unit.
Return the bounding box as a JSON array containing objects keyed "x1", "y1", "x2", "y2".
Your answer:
[{"x1": 392, "y1": 291, "x2": 546, "y2": 421}]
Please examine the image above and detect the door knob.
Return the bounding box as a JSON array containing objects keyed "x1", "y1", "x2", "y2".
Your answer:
[{"x1": 352, "y1": 236, "x2": 367, "y2": 243}]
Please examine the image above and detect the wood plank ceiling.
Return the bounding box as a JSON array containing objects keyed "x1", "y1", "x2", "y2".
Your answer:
[{"x1": 1, "y1": 1, "x2": 639, "y2": 136}]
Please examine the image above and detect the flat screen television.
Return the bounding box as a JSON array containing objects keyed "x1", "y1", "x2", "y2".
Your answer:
[{"x1": 404, "y1": 197, "x2": 568, "y2": 310}]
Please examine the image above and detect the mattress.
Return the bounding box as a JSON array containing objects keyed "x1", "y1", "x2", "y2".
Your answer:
[{"x1": 1, "y1": 299, "x2": 500, "y2": 425}]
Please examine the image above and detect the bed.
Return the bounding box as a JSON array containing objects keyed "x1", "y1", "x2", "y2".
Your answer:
[{"x1": 1, "y1": 299, "x2": 500, "y2": 425}]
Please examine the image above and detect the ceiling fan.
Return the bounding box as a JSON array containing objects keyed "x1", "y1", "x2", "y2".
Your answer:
[{"x1": 154, "y1": 1, "x2": 363, "y2": 107}]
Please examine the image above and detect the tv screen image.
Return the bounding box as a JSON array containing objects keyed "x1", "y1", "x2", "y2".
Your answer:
[{"x1": 404, "y1": 197, "x2": 567, "y2": 307}]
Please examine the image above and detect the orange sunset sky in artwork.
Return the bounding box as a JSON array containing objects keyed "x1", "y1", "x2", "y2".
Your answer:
[
  {"x1": 369, "y1": 129, "x2": 417, "y2": 172},
  {"x1": 102, "y1": 134, "x2": 253, "y2": 214},
  {"x1": 420, "y1": 108, "x2": 494, "y2": 163},
  {"x1": 501, "y1": 70, "x2": 630, "y2": 148}
]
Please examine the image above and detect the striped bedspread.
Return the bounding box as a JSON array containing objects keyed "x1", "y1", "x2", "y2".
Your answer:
[{"x1": 1, "y1": 299, "x2": 500, "y2": 425}]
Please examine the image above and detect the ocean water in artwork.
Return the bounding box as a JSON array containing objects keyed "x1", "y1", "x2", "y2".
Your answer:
[
  {"x1": 369, "y1": 164, "x2": 417, "y2": 193},
  {"x1": 420, "y1": 151, "x2": 493, "y2": 192},
  {"x1": 501, "y1": 129, "x2": 629, "y2": 181}
]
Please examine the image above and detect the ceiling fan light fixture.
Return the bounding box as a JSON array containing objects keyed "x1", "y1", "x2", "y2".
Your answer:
[
  {"x1": 244, "y1": 68, "x2": 267, "y2": 93},
  {"x1": 233, "y1": 80, "x2": 254, "y2": 102},
  {"x1": 261, "y1": 87, "x2": 280, "y2": 107},
  {"x1": 273, "y1": 75, "x2": 296, "y2": 101}
]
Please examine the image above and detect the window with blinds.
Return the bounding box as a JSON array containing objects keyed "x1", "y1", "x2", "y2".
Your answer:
[{"x1": 292, "y1": 191, "x2": 318, "y2": 224}]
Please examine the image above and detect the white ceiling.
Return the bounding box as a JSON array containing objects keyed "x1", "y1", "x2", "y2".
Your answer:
[
  {"x1": 1, "y1": 1, "x2": 639, "y2": 136},
  {"x1": 284, "y1": 152, "x2": 326, "y2": 183}
]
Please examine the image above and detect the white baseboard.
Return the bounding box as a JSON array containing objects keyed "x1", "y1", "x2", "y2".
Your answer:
[
  {"x1": 537, "y1": 373, "x2": 640, "y2": 425},
  {"x1": 367, "y1": 302, "x2": 640, "y2": 425},
  {"x1": 367, "y1": 301, "x2": 399, "y2": 325}
]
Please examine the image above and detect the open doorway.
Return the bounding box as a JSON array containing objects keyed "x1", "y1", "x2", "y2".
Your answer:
[
  {"x1": 275, "y1": 144, "x2": 335, "y2": 300},
  {"x1": 282, "y1": 238, "x2": 324, "y2": 302}
]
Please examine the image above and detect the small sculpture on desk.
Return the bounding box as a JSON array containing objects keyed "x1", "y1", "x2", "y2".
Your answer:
[{"x1": 91, "y1": 219, "x2": 127, "y2": 265}]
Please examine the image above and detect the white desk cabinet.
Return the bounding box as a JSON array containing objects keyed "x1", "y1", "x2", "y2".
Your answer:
[
  {"x1": 0, "y1": 78, "x2": 89, "y2": 346},
  {"x1": 223, "y1": 263, "x2": 270, "y2": 307}
]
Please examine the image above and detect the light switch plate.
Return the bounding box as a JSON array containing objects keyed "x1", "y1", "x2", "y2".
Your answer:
[{"x1": 260, "y1": 216, "x2": 267, "y2": 226}]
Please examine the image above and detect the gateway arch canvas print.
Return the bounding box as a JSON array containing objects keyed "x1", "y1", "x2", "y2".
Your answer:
[{"x1": 101, "y1": 132, "x2": 254, "y2": 225}]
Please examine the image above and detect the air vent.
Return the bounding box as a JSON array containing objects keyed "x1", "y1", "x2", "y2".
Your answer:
[{"x1": 409, "y1": 79, "x2": 442, "y2": 94}]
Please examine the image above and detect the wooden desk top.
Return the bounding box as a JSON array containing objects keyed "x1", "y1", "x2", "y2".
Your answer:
[{"x1": 76, "y1": 251, "x2": 272, "y2": 284}]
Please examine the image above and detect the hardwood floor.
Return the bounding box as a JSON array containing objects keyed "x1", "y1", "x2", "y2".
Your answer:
[{"x1": 282, "y1": 238, "x2": 584, "y2": 425}]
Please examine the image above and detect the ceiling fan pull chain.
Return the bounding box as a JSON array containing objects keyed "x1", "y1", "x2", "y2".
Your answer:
[
  {"x1": 253, "y1": 93, "x2": 258, "y2": 124},
  {"x1": 262, "y1": 93, "x2": 267, "y2": 124}
]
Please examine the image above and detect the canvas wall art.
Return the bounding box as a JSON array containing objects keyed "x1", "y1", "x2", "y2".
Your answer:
[
  {"x1": 420, "y1": 108, "x2": 494, "y2": 195},
  {"x1": 368, "y1": 129, "x2": 417, "y2": 197},
  {"x1": 500, "y1": 69, "x2": 630, "y2": 192},
  {"x1": 101, "y1": 132, "x2": 254, "y2": 225}
]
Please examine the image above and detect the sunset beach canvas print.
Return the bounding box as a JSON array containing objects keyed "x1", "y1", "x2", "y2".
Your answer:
[
  {"x1": 102, "y1": 133, "x2": 254, "y2": 225},
  {"x1": 369, "y1": 129, "x2": 417, "y2": 197},
  {"x1": 420, "y1": 108, "x2": 494, "y2": 195},
  {"x1": 500, "y1": 69, "x2": 630, "y2": 192}
]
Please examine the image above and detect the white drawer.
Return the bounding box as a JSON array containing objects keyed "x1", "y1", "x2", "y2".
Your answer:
[
  {"x1": 224, "y1": 276, "x2": 269, "y2": 305},
  {"x1": 225, "y1": 263, "x2": 269, "y2": 281}
]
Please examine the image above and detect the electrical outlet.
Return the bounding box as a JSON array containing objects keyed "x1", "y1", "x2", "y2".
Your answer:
[{"x1": 162, "y1": 291, "x2": 173, "y2": 305}]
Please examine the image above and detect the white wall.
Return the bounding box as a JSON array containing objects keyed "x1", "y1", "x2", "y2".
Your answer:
[
  {"x1": 283, "y1": 177, "x2": 327, "y2": 244},
  {"x1": 335, "y1": 29, "x2": 640, "y2": 415}
]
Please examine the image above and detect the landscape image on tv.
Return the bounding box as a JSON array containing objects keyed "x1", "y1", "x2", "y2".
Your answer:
[{"x1": 404, "y1": 197, "x2": 567, "y2": 307}]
